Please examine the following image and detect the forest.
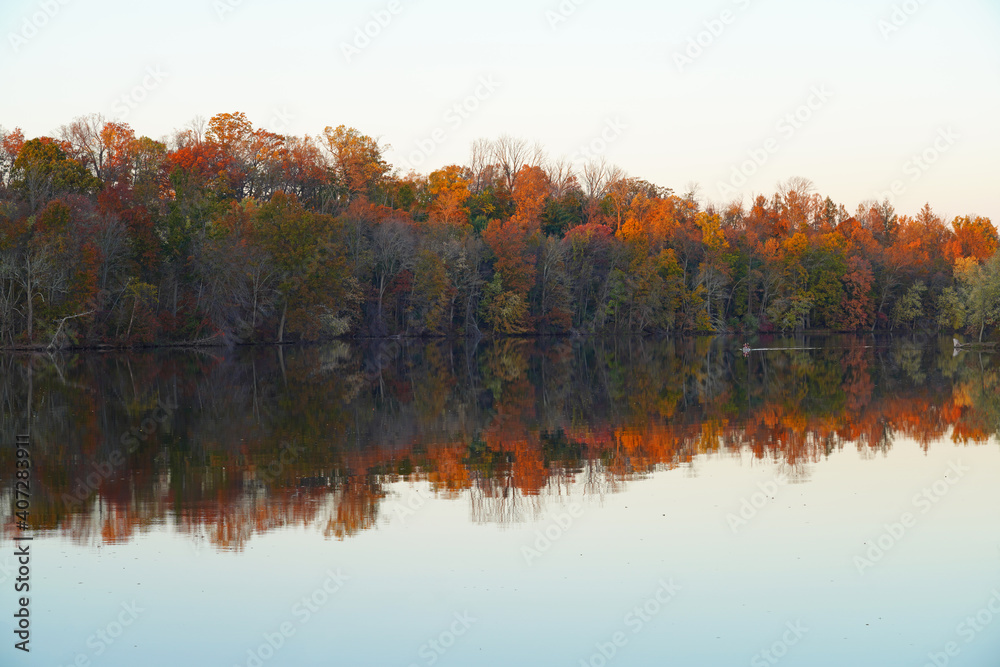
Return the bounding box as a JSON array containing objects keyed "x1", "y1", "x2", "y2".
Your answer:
[{"x1": 0, "y1": 112, "x2": 998, "y2": 347}]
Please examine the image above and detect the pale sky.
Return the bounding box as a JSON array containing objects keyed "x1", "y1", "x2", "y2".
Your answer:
[{"x1": 2, "y1": 0, "x2": 998, "y2": 221}]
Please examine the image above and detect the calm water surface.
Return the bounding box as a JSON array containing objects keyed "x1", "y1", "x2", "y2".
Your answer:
[{"x1": 2, "y1": 335, "x2": 999, "y2": 666}]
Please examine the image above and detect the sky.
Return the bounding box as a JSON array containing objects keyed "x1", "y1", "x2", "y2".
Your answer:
[{"x1": 1, "y1": 0, "x2": 998, "y2": 221}]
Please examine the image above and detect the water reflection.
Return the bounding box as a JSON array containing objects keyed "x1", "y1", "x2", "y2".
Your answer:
[{"x1": 1, "y1": 335, "x2": 997, "y2": 550}]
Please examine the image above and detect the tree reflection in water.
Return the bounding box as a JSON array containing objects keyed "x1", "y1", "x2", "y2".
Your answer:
[{"x1": 1, "y1": 335, "x2": 997, "y2": 549}]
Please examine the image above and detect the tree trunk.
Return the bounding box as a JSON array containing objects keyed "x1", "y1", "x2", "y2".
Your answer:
[
  {"x1": 25, "y1": 280, "x2": 33, "y2": 343},
  {"x1": 127, "y1": 297, "x2": 137, "y2": 340},
  {"x1": 251, "y1": 285, "x2": 258, "y2": 334},
  {"x1": 277, "y1": 300, "x2": 287, "y2": 344},
  {"x1": 377, "y1": 274, "x2": 386, "y2": 328}
]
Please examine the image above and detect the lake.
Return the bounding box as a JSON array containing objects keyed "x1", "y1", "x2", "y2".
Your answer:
[{"x1": 2, "y1": 335, "x2": 999, "y2": 666}]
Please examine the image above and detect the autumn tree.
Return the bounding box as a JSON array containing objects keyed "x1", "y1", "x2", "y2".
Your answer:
[
  {"x1": 891, "y1": 281, "x2": 926, "y2": 330},
  {"x1": 425, "y1": 165, "x2": 471, "y2": 227},
  {"x1": 0, "y1": 127, "x2": 25, "y2": 192},
  {"x1": 488, "y1": 135, "x2": 544, "y2": 194},
  {"x1": 10, "y1": 138, "x2": 100, "y2": 212},
  {"x1": 562, "y1": 223, "x2": 614, "y2": 330},
  {"x1": 320, "y1": 125, "x2": 390, "y2": 208},
  {"x1": 509, "y1": 165, "x2": 550, "y2": 234},
  {"x1": 253, "y1": 192, "x2": 360, "y2": 342},
  {"x1": 533, "y1": 236, "x2": 572, "y2": 333},
  {"x1": 368, "y1": 218, "x2": 416, "y2": 334},
  {"x1": 837, "y1": 256, "x2": 875, "y2": 330},
  {"x1": 954, "y1": 254, "x2": 1000, "y2": 342},
  {"x1": 408, "y1": 248, "x2": 453, "y2": 334},
  {"x1": 481, "y1": 219, "x2": 535, "y2": 333},
  {"x1": 950, "y1": 215, "x2": 998, "y2": 263}
]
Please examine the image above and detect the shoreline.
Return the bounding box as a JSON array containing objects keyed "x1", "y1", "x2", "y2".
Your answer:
[{"x1": 1, "y1": 328, "x2": 989, "y2": 353}]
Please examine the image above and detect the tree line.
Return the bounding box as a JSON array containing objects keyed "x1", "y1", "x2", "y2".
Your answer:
[{"x1": 1, "y1": 112, "x2": 998, "y2": 347}]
